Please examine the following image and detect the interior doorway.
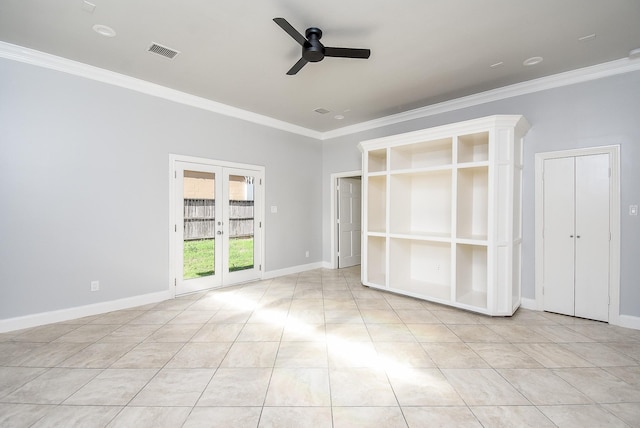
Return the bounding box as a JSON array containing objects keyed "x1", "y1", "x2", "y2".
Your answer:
[
  {"x1": 170, "y1": 155, "x2": 264, "y2": 296},
  {"x1": 330, "y1": 171, "x2": 362, "y2": 269},
  {"x1": 337, "y1": 176, "x2": 362, "y2": 268}
]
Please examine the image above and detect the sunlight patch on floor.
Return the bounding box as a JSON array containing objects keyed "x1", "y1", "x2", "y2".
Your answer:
[{"x1": 219, "y1": 286, "x2": 423, "y2": 383}]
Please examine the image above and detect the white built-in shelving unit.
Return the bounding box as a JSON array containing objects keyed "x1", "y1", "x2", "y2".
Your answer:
[{"x1": 358, "y1": 115, "x2": 530, "y2": 316}]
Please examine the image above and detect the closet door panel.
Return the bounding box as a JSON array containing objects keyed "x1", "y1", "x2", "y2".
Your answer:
[
  {"x1": 574, "y1": 154, "x2": 610, "y2": 322},
  {"x1": 542, "y1": 157, "x2": 575, "y2": 316}
]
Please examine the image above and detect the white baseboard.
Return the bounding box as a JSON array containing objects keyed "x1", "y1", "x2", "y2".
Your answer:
[
  {"x1": 617, "y1": 314, "x2": 640, "y2": 330},
  {"x1": 262, "y1": 262, "x2": 325, "y2": 279},
  {"x1": 518, "y1": 298, "x2": 639, "y2": 331},
  {"x1": 1, "y1": 262, "x2": 327, "y2": 334},
  {"x1": 0, "y1": 291, "x2": 172, "y2": 333}
]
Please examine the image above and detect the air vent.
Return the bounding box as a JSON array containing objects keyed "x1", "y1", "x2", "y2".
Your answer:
[
  {"x1": 148, "y1": 43, "x2": 180, "y2": 59},
  {"x1": 314, "y1": 108, "x2": 330, "y2": 114}
]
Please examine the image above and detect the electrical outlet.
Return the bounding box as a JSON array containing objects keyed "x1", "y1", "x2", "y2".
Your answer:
[
  {"x1": 305, "y1": 250, "x2": 310, "y2": 258},
  {"x1": 91, "y1": 280, "x2": 100, "y2": 292},
  {"x1": 630, "y1": 205, "x2": 638, "y2": 216}
]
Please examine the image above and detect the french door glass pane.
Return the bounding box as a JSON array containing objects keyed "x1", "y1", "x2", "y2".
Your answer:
[
  {"x1": 229, "y1": 174, "x2": 254, "y2": 272},
  {"x1": 183, "y1": 170, "x2": 215, "y2": 279}
]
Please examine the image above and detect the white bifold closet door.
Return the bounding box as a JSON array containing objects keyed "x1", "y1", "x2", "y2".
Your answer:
[{"x1": 542, "y1": 154, "x2": 610, "y2": 322}]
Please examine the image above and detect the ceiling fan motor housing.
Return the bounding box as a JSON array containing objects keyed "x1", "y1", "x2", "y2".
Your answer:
[
  {"x1": 273, "y1": 17, "x2": 370, "y2": 75},
  {"x1": 303, "y1": 27, "x2": 325, "y2": 62}
]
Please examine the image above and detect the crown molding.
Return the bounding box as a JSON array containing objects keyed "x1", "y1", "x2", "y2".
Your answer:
[
  {"x1": 2, "y1": 41, "x2": 639, "y2": 141},
  {"x1": 0, "y1": 41, "x2": 323, "y2": 140},
  {"x1": 321, "y1": 58, "x2": 640, "y2": 140}
]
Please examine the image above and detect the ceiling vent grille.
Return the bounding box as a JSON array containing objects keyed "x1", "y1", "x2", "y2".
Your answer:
[{"x1": 148, "y1": 43, "x2": 180, "y2": 59}]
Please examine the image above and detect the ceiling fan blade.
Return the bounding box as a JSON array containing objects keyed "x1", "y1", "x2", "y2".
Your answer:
[
  {"x1": 325, "y1": 47, "x2": 371, "y2": 59},
  {"x1": 273, "y1": 17, "x2": 307, "y2": 46},
  {"x1": 287, "y1": 57, "x2": 309, "y2": 75}
]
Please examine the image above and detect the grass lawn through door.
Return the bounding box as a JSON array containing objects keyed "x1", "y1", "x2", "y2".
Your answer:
[{"x1": 183, "y1": 237, "x2": 253, "y2": 279}]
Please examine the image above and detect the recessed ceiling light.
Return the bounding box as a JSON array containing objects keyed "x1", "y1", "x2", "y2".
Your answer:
[
  {"x1": 490, "y1": 61, "x2": 504, "y2": 68},
  {"x1": 334, "y1": 115, "x2": 345, "y2": 120},
  {"x1": 629, "y1": 48, "x2": 640, "y2": 59},
  {"x1": 92, "y1": 24, "x2": 116, "y2": 37},
  {"x1": 314, "y1": 108, "x2": 330, "y2": 115},
  {"x1": 523, "y1": 56, "x2": 543, "y2": 66}
]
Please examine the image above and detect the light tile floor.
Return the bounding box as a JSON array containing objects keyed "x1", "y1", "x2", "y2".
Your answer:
[{"x1": 1, "y1": 267, "x2": 640, "y2": 427}]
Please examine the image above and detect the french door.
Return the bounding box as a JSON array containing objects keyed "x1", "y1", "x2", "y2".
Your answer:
[{"x1": 172, "y1": 158, "x2": 263, "y2": 295}]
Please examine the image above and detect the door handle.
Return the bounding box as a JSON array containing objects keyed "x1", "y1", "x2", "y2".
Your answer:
[{"x1": 217, "y1": 230, "x2": 223, "y2": 235}]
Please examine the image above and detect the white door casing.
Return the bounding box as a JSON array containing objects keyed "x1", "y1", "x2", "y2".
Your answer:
[{"x1": 338, "y1": 177, "x2": 362, "y2": 268}]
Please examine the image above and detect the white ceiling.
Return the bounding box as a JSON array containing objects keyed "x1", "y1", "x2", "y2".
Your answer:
[{"x1": 1, "y1": 0, "x2": 639, "y2": 133}]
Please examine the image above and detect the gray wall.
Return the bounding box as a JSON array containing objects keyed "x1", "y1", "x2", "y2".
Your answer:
[
  {"x1": 322, "y1": 70, "x2": 640, "y2": 317},
  {"x1": 0, "y1": 58, "x2": 323, "y2": 319},
  {"x1": 2, "y1": 55, "x2": 638, "y2": 321}
]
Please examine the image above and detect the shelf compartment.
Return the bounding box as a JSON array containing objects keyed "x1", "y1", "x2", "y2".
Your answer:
[
  {"x1": 366, "y1": 236, "x2": 386, "y2": 287},
  {"x1": 390, "y1": 138, "x2": 452, "y2": 170},
  {"x1": 389, "y1": 238, "x2": 451, "y2": 300},
  {"x1": 456, "y1": 166, "x2": 488, "y2": 240},
  {"x1": 367, "y1": 175, "x2": 387, "y2": 233},
  {"x1": 368, "y1": 149, "x2": 387, "y2": 173},
  {"x1": 457, "y1": 132, "x2": 489, "y2": 163},
  {"x1": 455, "y1": 244, "x2": 487, "y2": 308},
  {"x1": 389, "y1": 170, "x2": 452, "y2": 236}
]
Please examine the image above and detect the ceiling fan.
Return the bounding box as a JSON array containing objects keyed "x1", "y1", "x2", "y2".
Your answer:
[{"x1": 273, "y1": 17, "x2": 371, "y2": 75}]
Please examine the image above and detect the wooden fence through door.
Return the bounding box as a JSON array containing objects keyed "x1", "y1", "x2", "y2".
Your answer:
[{"x1": 183, "y1": 199, "x2": 253, "y2": 239}]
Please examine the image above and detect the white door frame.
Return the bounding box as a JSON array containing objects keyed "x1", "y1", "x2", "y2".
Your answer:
[
  {"x1": 169, "y1": 154, "x2": 265, "y2": 297},
  {"x1": 534, "y1": 145, "x2": 620, "y2": 324},
  {"x1": 329, "y1": 170, "x2": 362, "y2": 269}
]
